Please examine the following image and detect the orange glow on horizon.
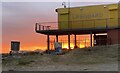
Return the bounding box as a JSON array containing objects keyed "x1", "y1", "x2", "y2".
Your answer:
[
  {"x1": 2, "y1": 34, "x2": 95, "y2": 54},
  {"x1": 20, "y1": 46, "x2": 47, "y2": 51},
  {"x1": 2, "y1": 46, "x2": 47, "y2": 54}
]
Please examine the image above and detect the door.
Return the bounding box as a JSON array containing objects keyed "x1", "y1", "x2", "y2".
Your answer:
[{"x1": 59, "y1": 13, "x2": 69, "y2": 29}]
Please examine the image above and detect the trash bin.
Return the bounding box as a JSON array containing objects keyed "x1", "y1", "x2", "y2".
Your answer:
[
  {"x1": 54, "y1": 42, "x2": 62, "y2": 53},
  {"x1": 11, "y1": 41, "x2": 20, "y2": 51}
]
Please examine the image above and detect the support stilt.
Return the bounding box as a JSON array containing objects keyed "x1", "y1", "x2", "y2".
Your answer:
[
  {"x1": 90, "y1": 32, "x2": 92, "y2": 47},
  {"x1": 68, "y1": 33, "x2": 70, "y2": 49},
  {"x1": 47, "y1": 34, "x2": 50, "y2": 53},
  {"x1": 56, "y1": 35, "x2": 58, "y2": 42},
  {"x1": 74, "y1": 34, "x2": 77, "y2": 48}
]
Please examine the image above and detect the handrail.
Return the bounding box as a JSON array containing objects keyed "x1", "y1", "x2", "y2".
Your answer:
[
  {"x1": 35, "y1": 23, "x2": 58, "y2": 31},
  {"x1": 35, "y1": 18, "x2": 119, "y2": 32}
]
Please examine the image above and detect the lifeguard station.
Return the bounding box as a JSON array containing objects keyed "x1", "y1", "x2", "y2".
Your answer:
[{"x1": 35, "y1": 3, "x2": 120, "y2": 51}]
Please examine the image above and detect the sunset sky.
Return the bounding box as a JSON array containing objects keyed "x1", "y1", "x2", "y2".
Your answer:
[{"x1": 1, "y1": 1, "x2": 118, "y2": 53}]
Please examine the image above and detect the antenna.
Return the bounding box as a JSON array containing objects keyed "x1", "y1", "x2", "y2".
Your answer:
[{"x1": 62, "y1": 2, "x2": 66, "y2": 8}]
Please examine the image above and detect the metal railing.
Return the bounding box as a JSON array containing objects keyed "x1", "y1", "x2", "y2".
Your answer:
[
  {"x1": 35, "y1": 18, "x2": 119, "y2": 31},
  {"x1": 35, "y1": 22, "x2": 58, "y2": 31}
]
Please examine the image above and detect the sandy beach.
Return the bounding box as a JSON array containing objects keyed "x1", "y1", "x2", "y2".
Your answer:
[{"x1": 2, "y1": 45, "x2": 119, "y2": 71}]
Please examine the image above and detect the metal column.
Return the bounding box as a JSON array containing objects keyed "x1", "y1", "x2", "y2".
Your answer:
[
  {"x1": 47, "y1": 34, "x2": 50, "y2": 51},
  {"x1": 94, "y1": 33, "x2": 96, "y2": 46},
  {"x1": 56, "y1": 35, "x2": 58, "y2": 42},
  {"x1": 68, "y1": 33, "x2": 70, "y2": 49},
  {"x1": 74, "y1": 34, "x2": 77, "y2": 48},
  {"x1": 90, "y1": 32, "x2": 92, "y2": 47}
]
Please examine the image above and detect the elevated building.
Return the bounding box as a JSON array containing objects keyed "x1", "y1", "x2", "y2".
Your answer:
[{"x1": 35, "y1": 3, "x2": 120, "y2": 51}]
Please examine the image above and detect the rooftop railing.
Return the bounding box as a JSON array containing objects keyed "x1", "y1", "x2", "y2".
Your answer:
[
  {"x1": 35, "y1": 18, "x2": 119, "y2": 32},
  {"x1": 35, "y1": 22, "x2": 58, "y2": 31}
]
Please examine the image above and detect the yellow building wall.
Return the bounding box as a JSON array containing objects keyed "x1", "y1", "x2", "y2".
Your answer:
[
  {"x1": 58, "y1": 9, "x2": 69, "y2": 29},
  {"x1": 108, "y1": 4, "x2": 118, "y2": 27},
  {"x1": 57, "y1": 4, "x2": 119, "y2": 29},
  {"x1": 118, "y1": 3, "x2": 120, "y2": 27}
]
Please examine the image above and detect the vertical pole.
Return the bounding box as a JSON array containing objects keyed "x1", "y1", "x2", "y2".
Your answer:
[
  {"x1": 39, "y1": 25, "x2": 41, "y2": 30},
  {"x1": 43, "y1": 26, "x2": 44, "y2": 30},
  {"x1": 74, "y1": 34, "x2": 77, "y2": 48},
  {"x1": 68, "y1": 33, "x2": 70, "y2": 49},
  {"x1": 94, "y1": 33, "x2": 96, "y2": 46},
  {"x1": 47, "y1": 34, "x2": 50, "y2": 51},
  {"x1": 56, "y1": 35, "x2": 58, "y2": 42},
  {"x1": 90, "y1": 32, "x2": 92, "y2": 47},
  {"x1": 35, "y1": 23, "x2": 38, "y2": 31}
]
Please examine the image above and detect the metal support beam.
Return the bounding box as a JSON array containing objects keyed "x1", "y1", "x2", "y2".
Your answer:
[
  {"x1": 74, "y1": 34, "x2": 77, "y2": 48},
  {"x1": 68, "y1": 33, "x2": 70, "y2": 49},
  {"x1": 94, "y1": 33, "x2": 96, "y2": 46},
  {"x1": 90, "y1": 32, "x2": 92, "y2": 47},
  {"x1": 56, "y1": 35, "x2": 58, "y2": 42},
  {"x1": 47, "y1": 34, "x2": 50, "y2": 51}
]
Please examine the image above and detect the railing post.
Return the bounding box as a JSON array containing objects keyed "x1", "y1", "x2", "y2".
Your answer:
[
  {"x1": 35, "y1": 23, "x2": 38, "y2": 31},
  {"x1": 46, "y1": 26, "x2": 47, "y2": 30},
  {"x1": 42, "y1": 26, "x2": 44, "y2": 30},
  {"x1": 47, "y1": 26, "x2": 50, "y2": 30},
  {"x1": 45, "y1": 26, "x2": 46, "y2": 30},
  {"x1": 39, "y1": 24, "x2": 41, "y2": 30}
]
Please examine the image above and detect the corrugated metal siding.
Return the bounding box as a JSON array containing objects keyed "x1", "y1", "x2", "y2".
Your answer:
[{"x1": 57, "y1": 4, "x2": 119, "y2": 29}]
